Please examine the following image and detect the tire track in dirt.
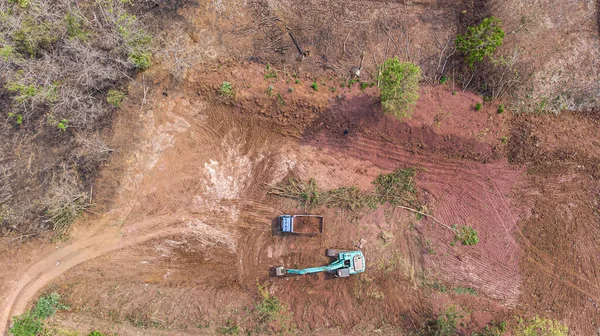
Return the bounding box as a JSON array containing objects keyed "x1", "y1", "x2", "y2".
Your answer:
[
  {"x1": 306, "y1": 134, "x2": 600, "y2": 306},
  {"x1": 0, "y1": 213, "x2": 194, "y2": 335}
]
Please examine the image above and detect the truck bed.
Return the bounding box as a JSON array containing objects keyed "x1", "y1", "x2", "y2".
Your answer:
[{"x1": 291, "y1": 215, "x2": 323, "y2": 234}]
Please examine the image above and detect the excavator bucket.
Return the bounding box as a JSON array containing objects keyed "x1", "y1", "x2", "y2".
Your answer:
[{"x1": 275, "y1": 266, "x2": 286, "y2": 276}]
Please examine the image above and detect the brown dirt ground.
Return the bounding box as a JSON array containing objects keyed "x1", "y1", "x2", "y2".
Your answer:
[{"x1": 1, "y1": 0, "x2": 600, "y2": 335}]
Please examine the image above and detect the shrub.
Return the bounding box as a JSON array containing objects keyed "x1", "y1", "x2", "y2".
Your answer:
[
  {"x1": 475, "y1": 102, "x2": 482, "y2": 111},
  {"x1": 311, "y1": 82, "x2": 318, "y2": 90},
  {"x1": 497, "y1": 104, "x2": 505, "y2": 114},
  {"x1": 32, "y1": 292, "x2": 62, "y2": 318},
  {"x1": 9, "y1": 312, "x2": 42, "y2": 336},
  {"x1": 9, "y1": 292, "x2": 67, "y2": 336},
  {"x1": 454, "y1": 226, "x2": 479, "y2": 245},
  {"x1": 107, "y1": 89, "x2": 126, "y2": 107},
  {"x1": 456, "y1": 17, "x2": 505, "y2": 68},
  {"x1": 379, "y1": 58, "x2": 421, "y2": 118}
]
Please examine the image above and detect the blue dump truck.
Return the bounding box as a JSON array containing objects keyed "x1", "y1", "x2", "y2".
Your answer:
[{"x1": 278, "y1": 214, "x2": 324, "y2": 236}]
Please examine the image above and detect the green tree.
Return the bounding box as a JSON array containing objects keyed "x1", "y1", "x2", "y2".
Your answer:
[
  {"x1": 379, "y1": 59, "x2": 421, "y2": 118},
  {"x1": 456, "y1": 17, "x2": 505, "y2": 67}
]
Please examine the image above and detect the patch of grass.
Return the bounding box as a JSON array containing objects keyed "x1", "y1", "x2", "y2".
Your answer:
[
  {"x1": 475, "y1": 102, "x2": 482, "y2": 111},
  {"x1": 217, "y1": 319, "x2": 239, "y2": 335},
  {"x1": 472, "y1": 321, "x2": 507, "y2": 336},
  {"x1": 288, "y1": 87, "x2": 294, "y2": 93},
  {"x1": 452, "y1": 91, "x2": 457, "y2": 95},
  {"x1": 497, "y1": 104, "x2": 505, "y2": 114},
  {"x1": 87, "y1": 332, "x2": 107, "y2": 336},
  {"x1": 514, "y1": 316, "x2": 568, "y2": 336},
  {"x1": 453, "y1": 287, "x2": 477, "y2": 295},
  {"x1": 453, "y1": 225, "x2": 479, "y2": 246},
  {"x1": 107, "y1": 89, "x2": 126, "y2": 107},
  {"x1": 360, "y1": 82, "x2": 368, "y2": 90},
  {"x1": 439, "y1": 75, "x2": 448, "y2": 85},
  {"x1": 9, "y1": 292, "x2": 68, "y2": 336},
  {"x1": 330, "y1": 86, "x2": 336, "y2": 92},
  {"x1": 267, "y1": 85, "x2": 273, "y2": 96},
  {"x1": 295, "y1": 79, "x2": 300, "y2": 84},
  {"x1": 424, "y1": 306, "x2": 463, "y2": 336},
  {"x1": 311, "y1": 82, "x2": 318, "y2": 91},
  {"x1": 500, "y1": 136, "x2": 508, "y2": 144},
  {"x1": 219, "y1": 82, "x2": 233, "y2": 97}
]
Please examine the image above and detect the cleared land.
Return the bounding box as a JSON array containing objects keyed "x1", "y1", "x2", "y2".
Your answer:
[{"x1": 1, "y1": 0, "x2": 599, "y2": 335}]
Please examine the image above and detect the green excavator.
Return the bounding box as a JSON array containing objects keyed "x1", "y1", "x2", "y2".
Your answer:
[{"x1": 275, "y1": 249, "x2": 366, "y2": 278}]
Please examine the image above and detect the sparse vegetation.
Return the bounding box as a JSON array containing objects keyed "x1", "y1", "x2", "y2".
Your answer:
[
  {"x1": 254, "y1": 284, "x2": 295, "y2": 333},
  {"x1": 472, "y1": 321, "x2": 507, "y2": 336},
  {"x1": 422, "y1": 306, "x2": 462, "y2": 336},
  {"x1": 456, "y1": 17, "x2": 505, "y2": 68},
  {"x1": 264, "y1": 64, "x2": 277, "y2": 79},
  {"x1": 379, "y1": 58, "x2": 421, "y2": 118},
  {"x1": 372, "y1": 167, "x2": 420, "y2": 206},
  {"x1": 453, "y1": 287, "x2": 477, "y2": 295},
  {"x1": 219, "y1": 81, "x2": 234, "y2": 97},
  {"x1": 497, "y1": 104, "x2": 505, "y2": 114},
  {"x1": 0, "y1": 0, "x2": 152, "y2": 237},
  {"x1": 453, "y1": 225, "x2": 480, "y2": 246},
  {"x1": 107, "y1": 89, "x2": 126, "y2": 107},
  {"x1": 256, "y1": 284, "x2": 283, "y2": 323},
  {"x1": 9, "y1": 292, "x2": 68, "y2": 336},
  {"x1": 269, "y1": 167, "x2": 420, "y2": 215},
  {"x1": 514, "y1": 316, "x2": 568, "y2": 336},
  {"x1": 87, "y1": 332, "x2": 107, "y2": 336},
  {"x1": 269, "y1": 170, "x2": 480, "y2": 246}
]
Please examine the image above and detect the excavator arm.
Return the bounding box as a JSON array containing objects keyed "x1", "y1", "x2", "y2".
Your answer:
[{"x1": 282, "y1": 259, "x2": 344, "y2": 275}]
